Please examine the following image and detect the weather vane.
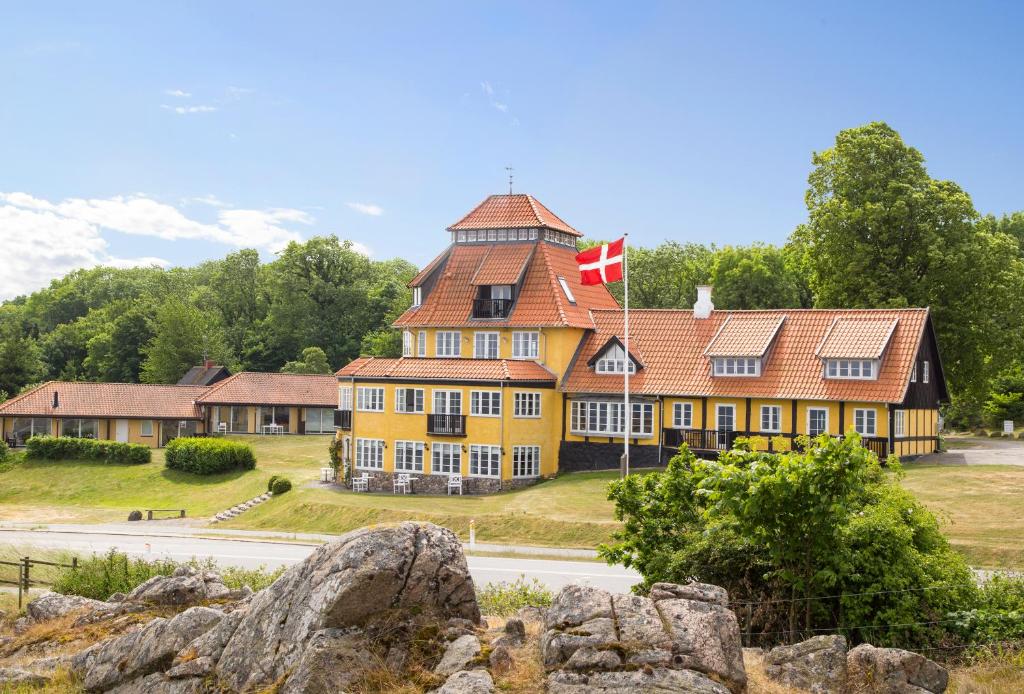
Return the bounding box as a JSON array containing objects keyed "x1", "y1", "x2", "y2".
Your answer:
[{"x1": 505, "y1": 166, "x2": 514, "y2": 194}]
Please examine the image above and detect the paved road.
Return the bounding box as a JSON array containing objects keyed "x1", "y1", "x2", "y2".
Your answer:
[
  {"x1": 922, "y1": 436, "x2": 1024, "y2": 467},
  {"x1": 0, "y1": 529, "x2": 640, "y2": 593}
]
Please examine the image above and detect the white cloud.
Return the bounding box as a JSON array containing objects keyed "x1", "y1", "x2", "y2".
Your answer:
[
  {"x1": 480, "y1": 80, "x2": 515, "y2": 120},
  {"x1": 181, "y1": 194, "x2": 230, "y2": 208},
  {"x1": 161, "y1": 104, "x2": 218, "y2": 115},
  {"x1": 0, "y1": 192, "x2": 315, "y2": 298},
  {"x1": 348, "y1": 241, "x2": 373, "y2": 257},
  {"x1": 345, "y1": 202, "x2": 384, "y2": 217},
  {"x1": 164, "y1": 89, "x2": 191, "y2": 97},
  {"x1": 480, "y1": 80, "x2": 494, "y2": 96}
]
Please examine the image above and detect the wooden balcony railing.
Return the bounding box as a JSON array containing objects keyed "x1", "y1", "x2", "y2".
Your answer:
[
  {"x1": 662, "y1": 428, "x2": 892, "y2": 456},
  {"x1": 427, "y1": 413, "x2": 467, "y2": 437}
]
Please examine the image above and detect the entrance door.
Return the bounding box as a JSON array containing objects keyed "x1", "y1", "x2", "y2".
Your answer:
[
  {"x1": 716, "y1": 405, "x2": 735, "y2": 448},
  {"x1": 115, "y1": 419, "x2": 129, "y2": 443}
]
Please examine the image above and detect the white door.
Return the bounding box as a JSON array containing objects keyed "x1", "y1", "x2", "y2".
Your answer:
[
  {"x1": 716, "y1": 405, "x2": 735, "y2": 448},
  {"x1": 115, "y1": 419, "x2": 129, "y2": 442}
]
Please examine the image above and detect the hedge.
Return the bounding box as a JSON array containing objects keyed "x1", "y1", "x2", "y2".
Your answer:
[
  {"x1": 164, "y1": 437, "x2": 256, "y2": 475},
  {"x1": 25, "y1": 435, "x2": 151, "y2": 465}
]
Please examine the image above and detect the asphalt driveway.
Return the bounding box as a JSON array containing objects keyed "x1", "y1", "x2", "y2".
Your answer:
[{"x1": 921, "y1": 436, "x2": 1024, "y2": 466}]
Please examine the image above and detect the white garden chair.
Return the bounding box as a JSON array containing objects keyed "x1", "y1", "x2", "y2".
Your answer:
[
  {"x1": 393, "y1": 473, "x2": 412, "y2": 494},
  {"x1": 351, "y1": 473, "x2": 370, "y2": 492},
  {"x1": 447, "y1": 474, "x2": 463, "y2": 496}
]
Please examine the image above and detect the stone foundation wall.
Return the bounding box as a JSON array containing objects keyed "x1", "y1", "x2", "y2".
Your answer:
[
  {"x1": 342, "y1": 470, "x2": 539, "y2": 495},
  {"x1": 557, "y1": 441, "x2": 666, "y2": 472}
]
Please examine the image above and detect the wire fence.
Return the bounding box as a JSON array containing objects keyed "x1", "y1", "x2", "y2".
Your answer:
[{"x1": 0, "y1": 555, "x2": 79, "y2": 609}]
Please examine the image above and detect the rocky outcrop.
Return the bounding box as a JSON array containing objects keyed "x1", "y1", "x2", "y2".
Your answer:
[
  {"x1": 847, "y1": 643, "x2": 949, "y2": 693},
  {"x1": 0, "y1": 667, "x2": 49, "y2": 686},
  {"x1": 541, "y1": 581, "x2": 747, "y2": 694},
  {"x1": 765, "y1": 635, "x2": 848, "y2": 693},
  {"x1": 125, "y1": 566, "x2": 231, "y2": 605},
  {"x1": 26, "y1": 591, "x2": 111, "y2": 622},
  {"x1": 431, "y1": 668, "x2": 495, "y2": 693}
]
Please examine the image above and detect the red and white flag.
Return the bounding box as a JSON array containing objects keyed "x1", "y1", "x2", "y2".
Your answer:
[{"x1": 576, "y1": 237, "x2": 624, "y2": 285}]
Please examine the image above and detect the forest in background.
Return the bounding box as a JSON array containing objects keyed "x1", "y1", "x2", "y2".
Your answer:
[{"x1": 1, "y1": 122, "x2": 1022, "y2": 427}]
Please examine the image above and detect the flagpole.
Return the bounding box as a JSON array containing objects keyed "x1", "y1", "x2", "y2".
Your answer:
[{"x1": 622, "y1": 233, "x2": 630, "y2": 478}]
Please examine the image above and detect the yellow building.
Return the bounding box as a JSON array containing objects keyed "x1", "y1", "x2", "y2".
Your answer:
[{"x1": 335, "y1": 194, "x2": 947, "y2": 492}]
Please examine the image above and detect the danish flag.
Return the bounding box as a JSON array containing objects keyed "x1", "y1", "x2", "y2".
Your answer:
[{"x1": 575, "y1": 237, "x2": 624, "y2": 285}]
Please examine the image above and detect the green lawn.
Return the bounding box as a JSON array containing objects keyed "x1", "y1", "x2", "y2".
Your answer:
[{"x1": 900, "y1": 462, "x2": 1024, "y2": 569}]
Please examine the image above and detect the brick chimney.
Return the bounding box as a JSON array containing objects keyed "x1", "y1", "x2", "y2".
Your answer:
[
  {"x1": 694, "y1": 285, "x2": 714, "y2": 319},
  {"x1": 203, "y1": 359, "x2": 215, "y2": 369}
]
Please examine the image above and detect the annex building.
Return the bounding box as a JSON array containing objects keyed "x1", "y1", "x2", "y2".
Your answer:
[{"x1": 334, "y1": 194, "x2": 946, "y2": 492}]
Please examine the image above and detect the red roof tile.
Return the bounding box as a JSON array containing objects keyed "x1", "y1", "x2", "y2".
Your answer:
[
  {"x1": 337, "y1": 357, "x2": 556, "y2": 383},
  {"x1": 197, "y1": 372, "x2": 337, "y2": 407},
  {"x1": 0, "y1": 382, "x2": 206, "y2": 419},
  {"x1": 471, "y1": 244, "x2": 534, "y2": 285},
  {"x1": 815, "y1": 318, "x2": 899, "y2": 359},
  {"x1": 448, "y1": 194, "x2": 581, "y2": 237},
  {"x1": 393, "y1": 241, "x2": 619, "y2": 329},
  {"x1": 562, "y1": 308, "x2": 930, "y2": 403},
  {"x1": 704, "y1": 315, "x2": 786, "y2": 358}
]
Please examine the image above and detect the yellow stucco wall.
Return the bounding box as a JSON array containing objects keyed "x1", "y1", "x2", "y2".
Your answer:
[{"x1": 894, "y1": 408, "x2": 939, "y2": 457}]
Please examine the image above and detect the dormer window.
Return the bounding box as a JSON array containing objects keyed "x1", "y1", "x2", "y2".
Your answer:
[
  {"x1": 825, "y1": 359, "x2": 877, "y2": 380},
  {"x1": 412, "y1": 287, "x2": 422, "y2": 307},
  {"x1": 595, "y1": 344, "x2": 636, "y2": 374},
  {"x1": 712, "y1": 357, "x2": 761, "y2": 376},
  {"x1": 472, "y1": 285, "x2": 514, "y2": 319}
]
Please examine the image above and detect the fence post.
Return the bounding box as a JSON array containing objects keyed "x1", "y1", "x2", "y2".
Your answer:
[
  {"x1": 20, "y1": 556, "x2": 31, "y2": 609},
  {"x1": 72, "y1": 556, "x2": 78, "y2": 571}
]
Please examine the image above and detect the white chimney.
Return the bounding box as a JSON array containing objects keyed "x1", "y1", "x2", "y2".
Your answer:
[{"x1": 694, "y1": 285, "x2": 714, "y2": 319}]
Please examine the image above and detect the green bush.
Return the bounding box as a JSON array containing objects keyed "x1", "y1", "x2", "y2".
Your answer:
[
  {"x1": 0, "y1": 439, "x2": 9, "y2": 462},
  {"x1": 477, "y1": 576, "x2": 553, "y2": 617},
  {"x1": 268, "y1": 475, "x2": 280, "y2": 492},
  {"x1": 950, "y1": 574, "x2": 1024, "y2": 644},
  {"x1": 24, "y1": 435, "x2": 151, "y2": 464},
  {"x1": 271, "y1": 477, "x2": 292, "y2": 495},
  {"x1": 164, "y1": 437, "x2": 256, "y2": 475}
]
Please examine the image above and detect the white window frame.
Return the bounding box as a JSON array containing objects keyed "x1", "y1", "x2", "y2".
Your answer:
[
  {"x1": 673, "y1": 402, "x2": 693, "y2": 429},
  {"x1": 716, "y1": 404, "x2": 736, "y2": 431},
  {"x1": 557, "y1": 276, "x2": 576, "y2": 304},
  {"x1": 356, "y1": 386, "x2": 384, "y2": 412},
  {"x1": 469, "y1": 444, "x2": 501, "y2": 478},
  {"x1": 355, "y1": 438, "x2": 384, "y2": 470},
  {"x1": 910, "y1": 362, "x2": 917, "y2": 383},
  {"x1": 394, "y1": 440, "x2": 424, "y2": 472},
  {"x1": 394, "y1": 387, "x2": 425, "y2": 414},
  {"x1": 432, "y1": 442, "x2": 461, "y2": 475},
  {"x1": 417, "y1": 330, "x2": 427, "y2": 357},
  {"x1": 512, "y1": 445, "x2": 541, "y2": 478},
  {"x1": 922, "y1": 361, "x2": 929, "y2": 384},
  {"x1": 513, "y1": 391, "x2": 542, "y2": 418},
  {"x1": 712, "y1": 357, "x2": 761, "y2": 377},
  {"x1": 512, "y1": 331, "x2": 540, "y2": 359},
  {"x1": 412, "y1": 287, "x2": 422, "y2": 307},
  {"x1": 432, "y1": 389, "x2": 462, "y2": 415},
  {"x1": 436, "y1": 331, "x2": 461, "y2": 358},
  {"x1": 470, "y1": 390, "x2": 502, "y2": 417},
  {"x1": 854, "y1": 408, "x2": 877, "y2": 437},
  {"x1": 825, "y1": 359, "x2": 877, "y2": 380},
  {"x1": 140, "y1": 420, "x2": 154, "y2": 437},
  {"x1": 474, "y1": 331, "x2": 500, "y2": 359},
  {"x1": 807, "y1": 407, "x2": 829, "y2": 437},
  {"x1": 895, "y1": 410, "x2": 906, "y2": 437},
  {"x1": 570, "y1": 400, "x2": 653, "y2": 437},
  {"x1": 760, "y1": 405, "x2": 781, "y2": 433},
  {"x1": 339, "y1": 386, "x2": 353, "y2": 411},
  {"x1": 402, "y1": 330, "x2": 413, "y2": 357},
  {"x1": 595, "y1": 344, "x2": 636, "y2": 374}
]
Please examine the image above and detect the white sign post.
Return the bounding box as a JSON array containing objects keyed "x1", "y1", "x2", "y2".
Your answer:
[{"x1": 1004, "y1": 420, "x2": 1014, "y2": 435}]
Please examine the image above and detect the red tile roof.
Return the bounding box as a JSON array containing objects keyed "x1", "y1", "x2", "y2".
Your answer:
[
  {"x1": 448, "y1": 194, "x2": 581, "y2": 237},
  {"x1": 562, "y1": 308, "x2": 930, "y2": 403},
  {"x1": 815, "y1": 318, "x2": 899, "y2": 359},
  {"x1": 197, "y1": 372, "x2": 337, "y2": 407},
  {"x1": 336, "y1": 357, "x2": 556, "y2": 384},
  {"x1": 471, "y1": 243, "x2": 534, "y2": 285},
  {"x1": 704, "y1": 315, "x2": 786, "y2": 358},
  {"x1": 0, "y1": 382, "x2": 206, "y2": 419},
  {"x1": 393, "y1": 241, "x2": 619, "y2": 328}
]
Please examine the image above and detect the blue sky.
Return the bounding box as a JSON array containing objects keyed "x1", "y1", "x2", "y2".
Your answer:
[{"x1": 1, "y1": 1, "x2": 1022, "y2": 298}]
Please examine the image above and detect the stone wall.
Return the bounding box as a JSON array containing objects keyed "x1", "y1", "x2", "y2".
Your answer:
[{"x1": 557, "y1": 440, "x2": 666, "y2": 472}]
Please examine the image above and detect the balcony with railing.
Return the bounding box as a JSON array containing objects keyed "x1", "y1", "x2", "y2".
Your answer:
[
  {"x1": 334, "y1": 409, "x2": 352, "y2": 430},
  {"x1": 427, "y1": 413, "x2": 467, "y2": 436},
  {"x1": 471, "y1": 298, "x2": 514, "y2": 319},
  {"x1": 662, "y1": 428, "x2": 891, "y2": 457}
]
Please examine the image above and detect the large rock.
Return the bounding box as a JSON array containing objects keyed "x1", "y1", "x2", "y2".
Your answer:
[
  {"x1": 765, "y1": 635, "x2": 847, "y2": 693},
  {"x1": 72, "y1": 606, "x2": 223, "y2": 691},
  {"x1": 547, "y1": 667, "x2": 732, "y2": 693},
  {"x1": 279, "y1": 628, "x2": 374, "y2": 694},
  {"x1": 125, "y1": 566, "x2": 231, "y2": 606},
  {"x1": 435, "y1": 634, "x2": 482, "y2": 675},
  {"x1": 847, "y1": 643, "x2": 949, "y2": 693},
  {"x1": 431, "y1": 669, "x2": 495, "y2": 694},
  {"x1": 104, "y1": 672, "x2": 206, "y2": 694},
  {"x1": 26, "y1": 591, "x2": 110, "y2": 622},
  {"x1": 213, "y1": 522, "x2": 479, "y2": 692},
  {"x1": 0, "y1": 667, "x2": 49, "y2": 686}
]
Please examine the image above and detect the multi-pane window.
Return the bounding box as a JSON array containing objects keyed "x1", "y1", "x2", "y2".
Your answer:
[
  {"x1": 402, "y1": 330, "x2": 413, "y2": 357},
  {"x1": 895, "y1": 410, "x2": 906, "y2": 437},
  {"x1": 436, "y1": 331, "x2": 461, "y2": 357},
  {"x1": 512, "y1": 331, "x2": 539, "y2": 359},
  {"x1": 673, "y1": 402, "x2": 693, "y2": 428},
  {"x1": 339, "y1": 386, "x2": 353, "y2": 411},
  {"x1": 474, "y1": 332, "x2": 499, "y2": 359},
  {"x1": 304, "y1": 408, "x2": 335, "y2": 433},
  {"x1": 60, "y1": 419, "x2": 99, "y2": 439},
  {"x1": 394, "y1": 441, "x2": 425, "y2": 472},
  {"x1": 854, "y1": 408, "x2": 876, "y2": 436},
  {"x1": 716, "y1": 405, "x2": 735, "y2": 431},
  {"x1": 825, "y1": 359, "x2": 876, "y2": 379},
  {"x1": 395, "y1": 388, "x2": 424, "y2": 413},
  {"x1": 432, "y1": 442, "x2": 461, "y2": 474},
  {"x1": 433, "y1": 390, "x2": 462, "y2": 415},
  {"x1": 12, "y1": 417, "x2": 51, "y2": 444},
  {"x1": 911, "y1": 363, "x2": 917, "y2": 382},
  {"x1": 469, "y1": 444, "x2": 501, "y2": 478},
  {"x1": 470, "y1": 390, "x2": 501, "y2": 417},
  {"x1": 513, "y1": 392, "x2": 541, "y2": 418},
  {"x1": 712, "y1": 357, "x2": 760, "y2": 376},
  {"x1": 808, "y1": 408, "x2": 828, "y2": 437},
  {"x1": 512, "y1": 446, "x2": 540, "y2": 478},
  {"x1": 922, "y1": 361, "x2": 929, "y2": 384},
  {"x1": 260, "y1": 406, "x2": 289, "y2": 429},
  {"x1": 412, "y1": 287, "x2": 422, "y2": 307},
  {"x1": 570, "y1": 401, "x2": 653, "y2": 436},
  {"x1": 595, "y1": 344, "x2": 635, "y2": 374},
  {"x1": 760, "y1": 405, "x2": 781, "y2": 433},
  {"x1": 356, "y1": 387, "x2": 384, "y2": 411},
  {"x1": 140, "y1": 420, "x2": 154, "y2": 437},
  {"x1": 355, "y1": 438, "x2": 384, "y2": 469},
  {"x1": 417, "y1": 331, "x2": 427, "y2": 357}
]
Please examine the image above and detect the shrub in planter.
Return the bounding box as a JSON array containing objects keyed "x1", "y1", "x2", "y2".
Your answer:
[
  {"x1": 271, "y1": 477, "x2": 292, "y2": 495},
  {"x1": 164, "y1": 437, "x2": 256, "y2": 475},
  {"x1": 24, "y1": 435, "x2": 151, "y2": 464}
]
